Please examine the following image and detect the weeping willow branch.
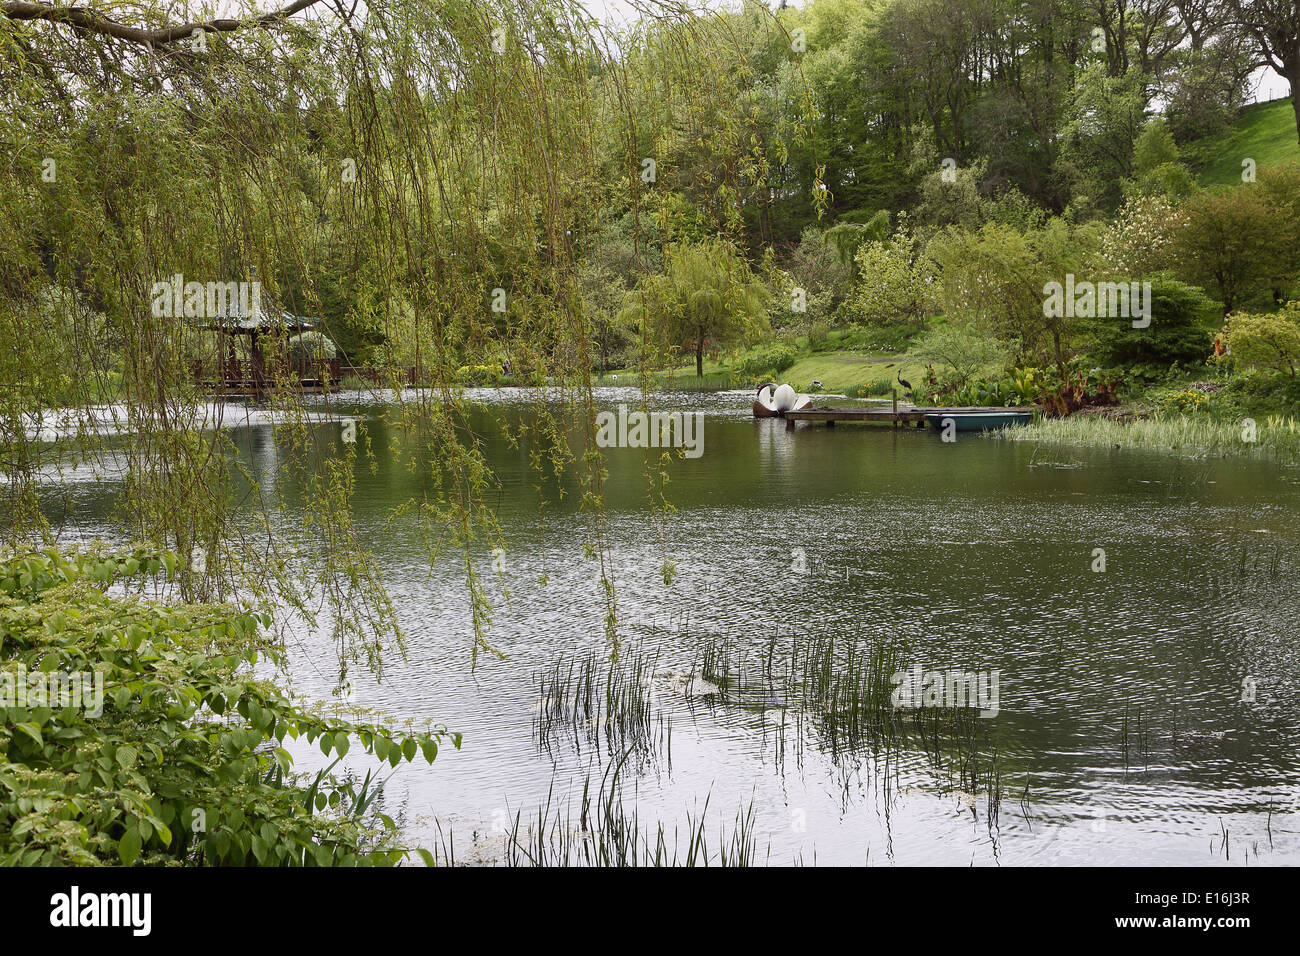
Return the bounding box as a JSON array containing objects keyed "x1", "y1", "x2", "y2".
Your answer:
[
  {"x1": 1, "y1": 0, "x2": 325, "y2": 46},
  {"x1": 1, "y1": 0, "x2": 810, "y2": 679}
]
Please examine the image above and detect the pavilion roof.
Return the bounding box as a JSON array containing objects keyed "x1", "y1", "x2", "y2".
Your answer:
[{"x1": 199, "y1": 305, "x2": 319, "y2": 333}]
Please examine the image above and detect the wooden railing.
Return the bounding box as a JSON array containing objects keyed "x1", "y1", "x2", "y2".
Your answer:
[{"x1": 192, "y1": 359, "x2": 418, "y2": 390}]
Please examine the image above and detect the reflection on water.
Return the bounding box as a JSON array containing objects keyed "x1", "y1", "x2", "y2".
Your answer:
[{"x1": 38, "y1": 388, "x2": 1300, "y2": 864}]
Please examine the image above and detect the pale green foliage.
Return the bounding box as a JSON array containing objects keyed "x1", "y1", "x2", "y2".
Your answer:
[
  {"x1": 0, "y1": 1, "x2": 795, "y2": 667},
  {"x1": 1060, "y1": 64, "x2": 1150, "y2": 210},
  {"x1": 844, "y1": 221, "x2": 933, "y2": 326},
  {"x1": 1134, "y1": 119, "x2": 1180, "y2": 173},
  {"x1": 928, "y1": 218, "x2": 1103, "y2": 371},
  {"x1": 823, "y1": 210, "x2": 891, "y2": 269},
  {"x1": 1222, "y1": 302, "x2": 1300, "y2": 377},
  {"x1": 622, "y1": 239, "x2": 771, "y2": 375},
  {"x1": 1174, "y1": 180, "x2": 1297, "y2": 313},
  {"x1": 906, "y1": 324, "x2": 1011, "y2": 387},
  {"x1": 288, "y1": 332, "x2": 338, "y2": 361}
]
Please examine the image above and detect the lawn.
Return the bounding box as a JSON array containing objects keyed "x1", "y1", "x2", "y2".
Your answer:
[{"x1": 1193, "y1": 97, "x2": 1299, "y2": 186}]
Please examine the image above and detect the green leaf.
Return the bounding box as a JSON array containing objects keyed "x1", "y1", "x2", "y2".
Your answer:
[
  {"x1": 13, "y1": 723, "x2": 42, "y2": 747},
  {"x1": 116, "y1": 744, "x2": 138, "y2": 768},
  {"x1": 118, "y1": 826, "x2": 142, "y2": 866},
  {"x1": 273, "y1": 747, "x2": 293, "y2": 774}
]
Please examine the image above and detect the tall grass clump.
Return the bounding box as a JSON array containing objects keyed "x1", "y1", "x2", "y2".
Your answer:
[
  {"x1": 535, "y1": 647, "x2": 663, "y2": 759},
  {"x1": 502, "y1": 758, "x2": 763, "y2": 867},
  {"x1": 994, "y1": 412, "x2": 1300, "y2": 459}
]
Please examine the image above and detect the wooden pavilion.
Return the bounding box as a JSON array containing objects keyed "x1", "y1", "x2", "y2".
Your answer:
[{"x1": 192, "y1": 306, "x2": 340, "y2": 396}]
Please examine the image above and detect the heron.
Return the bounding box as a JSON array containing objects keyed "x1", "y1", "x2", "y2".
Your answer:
[{"x1": 896, "y1": 369, "x2": 912, "y2": 391}]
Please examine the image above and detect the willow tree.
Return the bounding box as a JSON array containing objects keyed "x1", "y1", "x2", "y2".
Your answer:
[
  {"x1": 620, "y1": 238, "x2": 771, "y2": 376},
  {"x1": 0, "y1": 1, "x2": 817, "y2": 680}
]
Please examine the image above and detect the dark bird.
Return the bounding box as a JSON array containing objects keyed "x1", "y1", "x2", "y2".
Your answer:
[{"x1": 896, "y1": 369, "x2": 912, "y2": 391}]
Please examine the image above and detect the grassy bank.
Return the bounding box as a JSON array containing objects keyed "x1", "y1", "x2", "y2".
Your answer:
[
  {"x1": 994, "y1": 412, "x2": 1300, "y2": 460},
  {"x1": 1192, "y1": 97, "x2": 1299, "y2": 186},
  {"x1": 595, "y1": 328, "x2": 929, "y2": 395}
]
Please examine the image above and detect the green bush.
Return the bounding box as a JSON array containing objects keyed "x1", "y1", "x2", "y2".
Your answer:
[
  {"x1": 737, "y1": 343, "x2": 797, "y2": 379},
  {"x1": 457, "y1": 363, "x2": 503, "y2": 386},
  {"x1": 1087, "y1": 277, "x2": 1216, "y2": 370},
  {"x1": 0, "y1": 549, "x2": 457, "y2": 866},
  {"x1": 1233, "y1": 370, "x2": 1300, "y2": 415},
  {"x1": 288, "y1": 331, "x2": 338, "y2": 361},
  {"x1": 836, "y1": 322, "x2": 921, "y2": 353}
]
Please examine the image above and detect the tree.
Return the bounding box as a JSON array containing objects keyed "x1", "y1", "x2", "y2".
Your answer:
[
  {"x1": 1102, "y1": 194, "x2": 1191, "y2": 275},
  {"x1": 1, "y1": 0, "x2": 790, "y2": 666},
  {"x1": 1059, "y1": 63, "x2": 1152, "y2": 212},
  {"x1": 928, "y1": 217, "x2": 1104, "y2": 374},
  {"x1": 844, "y1": 221, "x2": 934, "y2": 327},
  {"x1": 1229, "y1": 0, "x2": 1300, "y2": 146},
  {"x1": 1174, "y1": 183, "x2": 1293, "y2": 313},
  {"x1": 906, "y1": 323, "x2": 1011, "y2": 386},
  {"x1": 1088, "y1": 277, "x2": 1216, "y2": 368},
  {"x1": 580, "y1": 262, "x2": 634, "y2": 375},
  {"x1": 622, "y1": 239, "x2": 770, "y2": 376}
]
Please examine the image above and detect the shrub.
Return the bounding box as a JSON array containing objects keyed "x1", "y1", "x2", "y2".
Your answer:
[
  {"x1": 807, "y1": 320, "x2": 832, "y2": 351},
  {"x1": 457, "y1": 363, "x2": 503, "y2": 386},
  {"x1": 906, "y1": 324, "x2": 1011, "y2": 387},
  {"x1": 288, "y1": 331, "x2": 338, "y2": 361},
  {"x1": 737, "y1": 343, "x2": 797, "y2": 379},
  {"x1": 0, "y1": 549, "x2": 456, "y2": 866},
  {"x1": 1088, "y1": 278, "x2": 1216, "y2": 369},
  {"x1": 1220, "y1": 301, "x2": 1300, "y2": 378}
]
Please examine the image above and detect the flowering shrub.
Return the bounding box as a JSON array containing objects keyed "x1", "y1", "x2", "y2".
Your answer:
[{"x1": 1, "y1": 549, "x2": 457, "y2": 866}]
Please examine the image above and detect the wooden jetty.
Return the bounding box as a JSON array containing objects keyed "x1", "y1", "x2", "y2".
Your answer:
[{"x1": 783, "y1": 403, "x2": 1038, "y2": 427}]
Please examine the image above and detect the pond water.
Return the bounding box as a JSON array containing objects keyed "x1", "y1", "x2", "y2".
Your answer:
[{"x1": 43, "y1": 388, "x2": 1300, "y2": 865}]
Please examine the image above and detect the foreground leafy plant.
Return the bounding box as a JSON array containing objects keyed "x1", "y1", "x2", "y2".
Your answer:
[{"x1": 0, "y1": 549, "x2": 458, "y2": 866}]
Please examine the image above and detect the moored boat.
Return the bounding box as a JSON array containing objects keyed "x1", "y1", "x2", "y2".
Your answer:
[{"x1": 923, "y1": 409, "x2": 1034, "y2": 431}]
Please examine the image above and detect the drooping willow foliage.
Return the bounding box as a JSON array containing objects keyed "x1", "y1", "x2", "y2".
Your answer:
[{"x1": 0, "y1": 0, "x2": 820, "y2": 683}]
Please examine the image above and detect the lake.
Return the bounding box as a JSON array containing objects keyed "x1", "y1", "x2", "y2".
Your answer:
[{"x1": 43, "y1": 387, "x2": 1300, "y2": 865}]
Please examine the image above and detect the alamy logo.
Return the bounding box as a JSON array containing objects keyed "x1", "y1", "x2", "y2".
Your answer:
[
  {"x1": 1, "y1": 665, "x2": 103, "y2": 717},
  {"x1": 594, "y1": 404, "x2": 704, "y2": 458},
  {"x1": 890, "y1": 664, "x2": 1000, "y2": 717},
  {"x1": 150, "y1": 274, "x2": 261, "y2": 319},
  {"x1": 1043, "y1": 275, "x2": 1151, "y2": 328},
  {"x1": 49, "y1": 886, "x2": 151, "y2": 936}
]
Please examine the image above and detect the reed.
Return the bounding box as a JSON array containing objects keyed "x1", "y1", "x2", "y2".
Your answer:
[
  {"x1": 535, "y1": 646, "x2": 665, "y2": 759},
  {"x1": 503, "y1": 757, "x2": 763, "y2": 866},
  {"x1": 994, "y1": 412, "x2": 1300, "y2": 459}
]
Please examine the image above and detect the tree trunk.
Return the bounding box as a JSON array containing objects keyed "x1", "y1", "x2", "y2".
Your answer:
[
  {"x1": 695, "y1": 335, "x2": 704, "y2": 377},
  {"x1": 1292, "y1": 85, "x2": 1300, "y2": 149}
]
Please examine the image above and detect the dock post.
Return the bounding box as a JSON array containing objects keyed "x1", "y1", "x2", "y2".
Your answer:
[{"x1": 892, "y1": 389, "x2": 898, "y2": 427}]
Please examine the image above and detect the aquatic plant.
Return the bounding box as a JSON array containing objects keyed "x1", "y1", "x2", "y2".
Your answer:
[
  {"x1": 500, "y1": 758, "x2": 763, "y2": 867},
  {"x1": 534, "y1": 646, "x2": 663, "y2": 759},
  {"x1": 995, "y1": 411, "x2": 1300, "y2": 459}
]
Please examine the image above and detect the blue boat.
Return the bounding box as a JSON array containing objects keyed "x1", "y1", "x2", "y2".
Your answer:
[{"x1": 923, "y1": 409, "x2": 1034, "y2": 431}]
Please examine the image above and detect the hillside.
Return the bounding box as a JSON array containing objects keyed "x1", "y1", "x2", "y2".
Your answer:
[{"x1": 1193, "y1": 97, "x2": 1299, "y2": 186}]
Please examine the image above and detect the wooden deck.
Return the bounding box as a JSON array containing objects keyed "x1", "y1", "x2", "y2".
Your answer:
[{"x1": 783, "y1": 404, "x2": 1038, "y2": 426}]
